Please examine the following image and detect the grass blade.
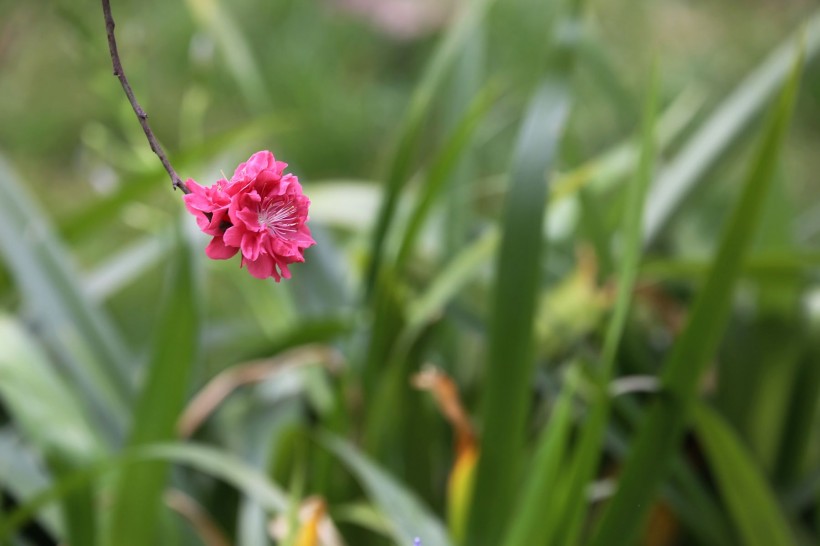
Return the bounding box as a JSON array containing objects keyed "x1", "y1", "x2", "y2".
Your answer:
[
  {"x1": 406, "y1": 227, "x2": 499, "y2": 334},
  {"x1": 394, "y1": 83, "x2": 499, "y2": 270},
  {"x1": 322, "y1": 434, "x2": 453, "y2": 546},
  {"x1": 0, "y1": 428, "x2": 62, "y2": 537},
  {"x1": 84, "y1": 230, "x2": 172, "y2": 301},
  {"x1": 502, "y1": 367, "x2": 578, "y2": 546},
  {"x1": 589, "y1": 44, "x2": 803, "y2": 546},
  {"x1": 0, "y1": 315, "x2": 105, "y2": 546},
  {"x1": 549, "y1": 63, "x2": 659, "y2": 546},
  {"x1": 775, "y1": 332, "x2": 820, "y2": 485},
  {"x1": 0, "y1": 442, "x2": 288, "y2": 540},
  {"x1": 0, "y1": 316, "x2": 105, "y2": 473},
  {"x1": 465, "y1": 80, "x2": 570, "y2": 546},
  {"x1": 693, "y1": 403, "x2": 794, "y2": 546},
  {"x1": 364, "y1": 0, "x2": 497, "y2": 296},
  {"x1": 643, "y1": 11, "x2": 820, "y2": 244},
  {"x1": 0, "y1": 154, "x2": 132, "y2": 439},
  {"x1": 105, "y1": 229, "x2": 200, "y2": 546},
  {"x1": 183, "y1": 0, "x2": 271, "y2": 111}
]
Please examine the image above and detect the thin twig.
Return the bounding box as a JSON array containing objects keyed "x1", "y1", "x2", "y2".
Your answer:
[{"x1": 101, "y1": 0, "x2": 189, "y2": 193}]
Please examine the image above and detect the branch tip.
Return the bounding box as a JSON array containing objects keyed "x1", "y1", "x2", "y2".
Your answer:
[{"x1": 101, "y1": 0, "x2": 188, "y2": 195}]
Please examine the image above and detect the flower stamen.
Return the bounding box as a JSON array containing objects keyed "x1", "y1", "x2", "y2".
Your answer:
[{"x1": 258, "y1": 199, "x2": 298, "y2": 238}]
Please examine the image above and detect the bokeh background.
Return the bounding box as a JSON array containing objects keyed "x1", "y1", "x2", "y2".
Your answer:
[{"x1": 0, "y1": 0, "x2": 819, "y2": 545}]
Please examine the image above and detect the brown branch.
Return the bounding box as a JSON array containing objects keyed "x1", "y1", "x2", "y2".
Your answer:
[{"x1": 101, "y1": 0, "x2": 189, "y2": 194}]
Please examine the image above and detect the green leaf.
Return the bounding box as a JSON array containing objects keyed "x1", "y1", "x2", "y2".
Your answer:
[
  {"x1": 548, "y1": 63, "x2": 660, "y2": 546},
  {"x1": 406, "y1": 227, "x2": 499, "y2": 334},
  {"x1": 502, "y1": 367, "x2": 578, "y2": 546},
  {"x1": 550, "y1": 85, "x2": 703, "y2": 203},
  {"x1": 364, "y1": 0, "x2": 498, "y2": 296},
  {"x1": 0, "y1": 315, "x2": 105, "y2": 466},
  {"x1": 183, "y1": 0, "x2": 271, "y2": 111},
  {"x1": 0, "y1": 154, "x2": 132, "y2": 440},
  {"x1": 693, "y1": 404, "x2": 794, "y2": 546},
  {"x1": 465, "y1": 80, "x2": 570, "y2": 546},
  {"x1": 104, "y1": 229, "x2": 200, "y2": 546},
  {"x1": 0, "y1": 317, "x2": 105, "y2": 545},
  {"x1": 394, "y1": 83, "x2": 500, "y2": 270},
  {"x1": 322, "y1": 434, "x2": 453, "y2": 546},
  {"x1": 83, "y1": 230, "x2": 172, "y2": 301},
  {"x1": 589, "y1": 44, "x2": 803, "y2": 546},
  {"x1": 643, "y1": 11, "x2": 820, "y2": 244},
  {"x1": 775, "y1": 330, "x2": 820, "y2": 486},
  {"x1": 139, "y1": 442, "x2": 288, "y2": 512},
  {"x1": 0, "y1": 428, "x2": 62, "y2": 537},
  {"x1": 0, "y1": 442, "x2": 288, "y2": 541}
]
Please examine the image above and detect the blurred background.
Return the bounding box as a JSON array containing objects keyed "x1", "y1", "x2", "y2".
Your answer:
[{"x1": 0, "y1": 0, "x2": 819, "y2": 545}]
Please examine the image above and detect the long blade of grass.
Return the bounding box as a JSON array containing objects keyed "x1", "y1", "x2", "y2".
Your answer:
[
  {"x1": 0, "y1": 315, "x2": 105, "y2": 546},
  {"x1": 548, "y1": 63, "x2": 659, "y2": 546},
  {"x1": 640, "y1": 252, "x2": 820, "y2": 283},
  {"x1": 775, "y1": 331, "x2": 820, "y2": 486},
  {"x1": 0, "y1": 154, "x2": 132, "y2": 439},
  {"x1": 391, "y1": 87, "x2": 701, "y2": 339},
  {"x1": 104, "y1": 229, "x2": 200, "y2": 546},
  {"x1": 502, "y1": 367, "x2": 578, "y2": 546},
  {"x1": 364, "y1": 0, "x2": 498, "y2": 296},
  {"x1": 693, "y1": 403, "x2": 794, "y2": 546},
  {"x1": 406, "y1": 227, "x2": 499, "y2": 334},
  {"x1": 322, "y1": 434, "x2": 453, "y2": 546},
  {"x1": 84, "y1": 229, "x2": 173, "y2": 301},
  {"x1": 588, "y1": 44, "x2": 803, "y2": 546},
  {"x1": 0, "y1": 315, "x2": 105, "y2": 474},
  {"x1": 551, "y1": 85, "x2": 702, "y2": 202},
  {"x1": 183, "y1": 0, "x2": 271, "y2": 111},
  {"x1": 0, "y1": 428, "x2": 61, "y2": 537},
  {"x1": 610, "y1": 394, "x2": 737, "y2": 546},
  {"x1": 465, "y1": 79, "x2": 570, "y2": 546},
  {"x1": 0, "y1": 442, "x2": 288, "y2": 540},
  {"x1": 642, "y1": 11, "x2": 820, "y2": 245},
  {"x1": 394, "y1": 83, "x2": 499, "y2": 270}
]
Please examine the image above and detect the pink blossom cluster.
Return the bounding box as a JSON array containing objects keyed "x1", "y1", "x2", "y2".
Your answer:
[{"x1": 183, "y1": 151, "x2": 315, "y2": 281}]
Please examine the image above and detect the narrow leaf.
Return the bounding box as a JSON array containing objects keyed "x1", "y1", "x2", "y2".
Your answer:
[
  {"x1": 1, "y1": 442, "x2": 288, "y2": 540},
  {"x1": 465, "y1": 80, "x2": 570, "y2": 546},
  {"x1": 0, "y1": 428, "x2": 61, "y2": 537},
  {"x1": 589, "y1": 45, "x2": 803, "y2": 546},
  {"x1": 693, "y1": 404, "x2": 794, "y2": 546},
  {"x1": 502, "y1": 368, "x2": 578, "y2": 546},
  {"x1": 395, "y1": 84, "x2": 499, "y2": 270},
  {"x1": 322, "y1": 434, "x2": 453, "y2": 546},
  {"x1": 365, "y1": 0, "x2": 498, "y2": 295},
  {"x1": 105, "y1": 230, "x2": 200, "y2": 546},
  {"x1": 552, "y1": 63, "x2": 659, "y2": 546},
  {"x1": 643, "y1": 12, "x2": 820, "y2": 244},
  {"x1": 0, "y1": 154, "x2": 132, "y2": 440},
  {"x1": 0, "y1": 316, "x2": 105, "y2": 546}
]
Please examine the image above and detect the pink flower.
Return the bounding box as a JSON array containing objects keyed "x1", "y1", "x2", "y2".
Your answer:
[
  {"x1": 183, "y1": 151, "x2": 315, "y2": 281},
  {"x1": 183, "y1": 178, "x2": 238, "y2": 261}
]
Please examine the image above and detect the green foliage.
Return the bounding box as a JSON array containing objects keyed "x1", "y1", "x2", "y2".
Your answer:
[
  {"x1": 694, "y1": 403, "x2": 794, "y2": 546},
  {"x1": 1, "y1": 1, "x2": 819, "y2": 545},
  {"x1": 589, "y1": 42, "x2": 804, "y2": 546},
  {"x1": 466, "y1": 79, "x2": 570, "y2": 546},
  {"x1": 105, "y1": 230, "x2": 200, "y2": 546}
]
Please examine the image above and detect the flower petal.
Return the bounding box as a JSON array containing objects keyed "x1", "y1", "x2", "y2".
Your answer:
[
  {"x1": 205, "y1": 236, "x2": 239, "y2": 260},
  {"x1": 245, "y1": 253, "x2": 279, "y2": 280},
  {"x1": 241, "y1": 232, "x2": 262, "y2": 261},
  {"x1": 223, "y1": 225, "x2": 243, "y2": 247}
]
